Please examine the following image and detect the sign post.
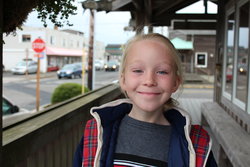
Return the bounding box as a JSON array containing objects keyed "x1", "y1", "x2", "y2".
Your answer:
[
  {"x1": 25, "y1": 48, "x2": 29, "y2": 77},
  {"x1": 82, "y1": 48, "x2": 86, "y2": 94},
  {"x1": 32, "y1": 38, "x2": 45, "y2": 111}
]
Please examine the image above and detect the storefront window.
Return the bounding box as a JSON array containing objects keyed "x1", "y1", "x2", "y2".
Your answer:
[
  {"x1": 225, "y1": 12, "x2": 235, "y2": 95},
  {"x1": 50, "y1": 36, "x2": 55, "y2": 45},
  {"x1": 236, "y1": 2, "x2": 249, "y2": 104},
  {"x1": 22, "y1": 34, "x2": 31, "y2": 42}
]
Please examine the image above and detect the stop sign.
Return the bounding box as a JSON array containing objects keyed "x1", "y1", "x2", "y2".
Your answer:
[{"x1": 32, "y1": 38, "x2": 46, "y2": 53}]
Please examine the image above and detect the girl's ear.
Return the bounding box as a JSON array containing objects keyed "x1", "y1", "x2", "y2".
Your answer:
[
  {"x1": 119, "y1": 73, "x2": 129, "y2": 98},
  {"x1": 172, "y1": 76, "x2": 181, "y2": 93},
  {"x1": 119, "y1": 73, "x2": 126, "y2": 90}
]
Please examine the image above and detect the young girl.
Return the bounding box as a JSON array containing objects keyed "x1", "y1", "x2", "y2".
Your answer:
[{"x1": 73, "y1": 33, "x2": 217, "y2": 167}]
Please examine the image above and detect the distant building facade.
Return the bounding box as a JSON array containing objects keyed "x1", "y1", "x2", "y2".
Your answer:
[
  {"x1": 169, "y1": 29, "x2": 216, "y2": 75},
  {"x1": 3, "y1": 26, "x2": 105, "y2": 72},
  {"x1": 105, "y1": 44, "x2": 123, "y2": 62}
]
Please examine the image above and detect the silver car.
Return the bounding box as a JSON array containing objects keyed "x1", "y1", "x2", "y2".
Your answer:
[{"x1": 11, "y1": 60, "x2": 38, "y2": 74}]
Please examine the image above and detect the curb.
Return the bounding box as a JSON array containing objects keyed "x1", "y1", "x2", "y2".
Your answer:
[
  {"x1": 26, "y1": 73, "x2": 57, "y2": 80},
  {"x1": 183, "y1": 84, "x2": 214, "y2": 89}
]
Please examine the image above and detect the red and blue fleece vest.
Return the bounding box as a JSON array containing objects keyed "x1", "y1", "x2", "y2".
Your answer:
[{"x1": 82, "y1": 119, "x2": 210, "y2": 167}]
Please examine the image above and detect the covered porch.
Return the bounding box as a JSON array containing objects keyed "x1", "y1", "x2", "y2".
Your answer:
[
  {"x1": 2, "y1": 0, "x2": 250, "y2": 167},
  {"x1": 3, "y1": 83, "x2": 213, "y2": 166}
]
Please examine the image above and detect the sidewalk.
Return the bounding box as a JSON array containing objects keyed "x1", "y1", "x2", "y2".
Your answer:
[
  {"x1": 2, "y1": 71, "x2": 57, "y2": 84},
  {"x1": 183, "y1": 73, "x2": 214, "y2": 89},
  {"x1": 28, "y1": 71, "x2": 57, "y2": 79}
]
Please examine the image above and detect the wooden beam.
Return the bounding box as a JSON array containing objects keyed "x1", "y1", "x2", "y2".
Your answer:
[
  {"x1": 112, "y1": 0, "x2": 133, "y2": 11},
  {"x1": 172, "y1": 14, "x2": 217, "y2": 20},
  {"x1": 154, "y1": 0, "x2": 199, "y2": 17},
  {"x1": 144, "y1": 0, "x2": 152, "y2": 25},
  {"x1": 152, "y1": 13, "x2": 217, "y2": 27},
  {"x1": 173, "y1": 21, "x2": 217, "y2": 30},
  {"x1": 210, "y1": 0, "x2": 218, "y2": 5},
  {"x1": 82, "y1": 1, "x2": 112, "y2": 11},
  {"x1": 151, "y1": 19, "x2": 172, "y2": 26}
]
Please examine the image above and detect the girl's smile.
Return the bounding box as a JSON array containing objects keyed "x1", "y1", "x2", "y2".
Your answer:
[
  {"x1": 137, "y1": 91, "x2": 161, "y2": 96},
  {"x1": 137, "y1": 92, "x2": 161, "y2": 100}
]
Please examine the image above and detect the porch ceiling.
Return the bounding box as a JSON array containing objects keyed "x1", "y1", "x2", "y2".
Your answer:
[{"x1": 82, "y1": 0, "x2": 218, "y2": 31}]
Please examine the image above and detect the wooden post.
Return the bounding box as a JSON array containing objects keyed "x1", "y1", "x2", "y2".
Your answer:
[
  {"x1": 88, "y1": 9, "x2": 95, "y2": 90},
  {"x1": 204, "y1": 0, "x2": 208, "y2": 14},
  {"x1": 148, "y1": 26, "x2": 153, "y2": 33},
  {"x1": 36, "y1": 56, "x2": 40, "y2": 111},
  {"x1": 0, "y1": 0, "x2": 2, "y2": 163}
]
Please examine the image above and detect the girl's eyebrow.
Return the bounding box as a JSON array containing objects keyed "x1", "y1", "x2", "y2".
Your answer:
[{"x1": 127, "y1": 61, "x2": 173, "y2": 67}]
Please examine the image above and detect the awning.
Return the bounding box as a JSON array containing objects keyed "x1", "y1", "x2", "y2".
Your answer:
[
  {"x1": 46, "y1": 47, "x2": 83, "y2": 56},
  {"x1": 171, "y1": 38, "x2": 193, "y2": 50}
]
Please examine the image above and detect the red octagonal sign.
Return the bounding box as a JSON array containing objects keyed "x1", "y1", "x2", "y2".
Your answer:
[{"x1": 32, "y1": 38, "x2": 46, "y2": 53}]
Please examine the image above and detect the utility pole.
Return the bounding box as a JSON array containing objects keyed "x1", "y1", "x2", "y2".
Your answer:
[{"x1": 88, "y1": 9, "x2": 95, "y2": 90}]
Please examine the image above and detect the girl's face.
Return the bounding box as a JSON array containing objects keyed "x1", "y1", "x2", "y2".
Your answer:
[{"x1": 120, "y1": 39, "x2": 180, "y2": 114}]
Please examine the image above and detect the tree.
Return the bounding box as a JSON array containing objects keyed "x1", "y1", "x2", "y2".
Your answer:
[
  {"x1": 3, "y1": 0, "x2": 77, "y2": 34},
  {"x1": 36, "y1": 0, "x2": 77, "y2": 28}
]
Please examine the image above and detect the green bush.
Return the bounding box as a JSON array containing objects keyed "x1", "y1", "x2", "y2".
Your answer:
[{"x1": 51, "y1": 83, "x2": 89, "y2": 104}]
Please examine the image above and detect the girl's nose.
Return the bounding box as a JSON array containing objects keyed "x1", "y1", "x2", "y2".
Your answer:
[{"x1": 143, "y1": 72, "x2": 157, "y2": 86}]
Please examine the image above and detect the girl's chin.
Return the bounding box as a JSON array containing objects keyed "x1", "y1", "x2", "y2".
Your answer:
[{"x1": 134, "y1": 104, "x2": 164, "y2": 113}]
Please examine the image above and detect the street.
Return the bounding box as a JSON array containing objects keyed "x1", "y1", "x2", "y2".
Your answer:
[
  {"x1": 3, "y1": 71, "x2": 119, "y2": 110},
  {"x1": 3, "y1": 71, "x2": 213, "y2": 112}
]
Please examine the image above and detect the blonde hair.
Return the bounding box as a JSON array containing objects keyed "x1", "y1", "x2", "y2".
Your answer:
[{"x1": 119, "y1": 33, "x2": 183, "y2": 109}]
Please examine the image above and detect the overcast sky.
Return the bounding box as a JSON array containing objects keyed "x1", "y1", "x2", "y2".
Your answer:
[{"x1": 24, "y1": 0, "x2": 217, "y2": 45}]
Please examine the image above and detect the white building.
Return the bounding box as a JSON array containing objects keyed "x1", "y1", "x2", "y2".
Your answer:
[{"x1": 3, "y1": 26, "x2": 105, "y2": 73}]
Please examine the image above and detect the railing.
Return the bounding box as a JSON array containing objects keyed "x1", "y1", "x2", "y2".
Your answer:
[{"x1": 3, "y1": 84, "x2": 123, "y2": 167}]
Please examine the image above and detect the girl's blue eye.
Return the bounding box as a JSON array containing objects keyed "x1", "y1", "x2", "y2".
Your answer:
[{"x1": 157, "y1": 71, "x2": 168, "y2": 75}]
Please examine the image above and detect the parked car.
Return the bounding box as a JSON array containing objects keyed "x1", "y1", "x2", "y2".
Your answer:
[
  {"x1": 76, "y1": 61, "x2": 104, "y2": 72},
  {"x1": 47, "y1": 65, "x2": 59, "y2": 72},
  {"x1": 95, "y1": 60, "x2": 104, "y2": 71},
  {"x1": 11, "y1": 60, "x2": 37, "y2": 74},
  {"x1": 2, "y1": 96, "x2": 35, "y2": 128},
  {"x1": 84, "y1": 62, "x2": 88, "y2": 72},
  {"x1": 73, "y1": 62, "x2": 89, "y2": 72},
  {"x1": 226, "y1": 67, "x2": 233, "y2": 82},
  {"x1": 3, "y1": 96, "x2": 20, "y2": 116},
  {"x1": 238, "y1": 63, "x2": 247, "y2": 74},
  {"x1": 57, "y1": 63, "x2": 82, "y2": 79},
  {"x1": 104, "y1": 60, "x2": 120, "y2": 71}
]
